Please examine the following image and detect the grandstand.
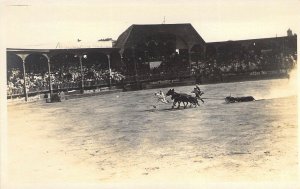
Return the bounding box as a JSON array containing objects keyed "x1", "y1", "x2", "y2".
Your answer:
[{"x1": 6, "y1": 24, "x2": 297, "y2": 101}]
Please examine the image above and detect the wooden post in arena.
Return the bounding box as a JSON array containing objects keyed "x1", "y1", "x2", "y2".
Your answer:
[
  {"x1": 78, "y1": 55, "x2": 84, "y2": 93},
  {"x1": 17, "y1": 54, "x2": 29, "y2": 102},
  {"x1": 107, "y1": 54, "x2": 112, "y2": 88},
  {"x1": 43, "y1": 54, "x2": 53, "y2": 97}
]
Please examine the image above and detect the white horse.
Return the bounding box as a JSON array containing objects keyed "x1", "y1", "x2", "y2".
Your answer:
[{"x1": 154, "y1": 90, "x2": 169, "y2": 104}]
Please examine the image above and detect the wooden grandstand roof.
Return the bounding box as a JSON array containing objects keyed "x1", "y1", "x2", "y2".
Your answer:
[{"x1": 114, "y1": 23, "x2": 206, "y2": 50}]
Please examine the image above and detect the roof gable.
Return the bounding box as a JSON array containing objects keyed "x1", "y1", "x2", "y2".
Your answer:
[{"x1": 114, "y1": 24, "x2": 206, "y2": 50}]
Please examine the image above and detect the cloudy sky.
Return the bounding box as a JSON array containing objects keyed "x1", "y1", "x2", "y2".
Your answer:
[{"x1": 2, "y1": 0, "x2": 300, "y2": 48}]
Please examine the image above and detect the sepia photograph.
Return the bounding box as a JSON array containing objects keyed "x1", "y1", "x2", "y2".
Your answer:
[{"x1": 0, "y1": 0, "x2": 299, "y2": 188}]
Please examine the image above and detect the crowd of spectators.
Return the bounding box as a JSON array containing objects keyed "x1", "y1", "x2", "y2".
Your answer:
[
  {"x1": 194, "y1": 51, "x2": 297, "y2": 80},
  {"x1": 7, "y1": 65, "x2": 125, "y2": 96},
  {"x1": 7, "y1": 69, "x2": 26, "y2": 95},
  {"x1": 143, "y1": 52, "x2": 190, "y2": 76},
  {"x1": 7, "y1": 50, "x2": 297, "y2": 96}
]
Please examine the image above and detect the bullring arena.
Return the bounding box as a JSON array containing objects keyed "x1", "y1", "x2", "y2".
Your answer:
[{"x1": 4, "y1": 23, "x2": 298, "y2": 187}]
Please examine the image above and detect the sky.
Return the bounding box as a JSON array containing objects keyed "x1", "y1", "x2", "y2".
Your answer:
[{"x1": 2, "y1": 0, "x2": 300, "y2": 48}]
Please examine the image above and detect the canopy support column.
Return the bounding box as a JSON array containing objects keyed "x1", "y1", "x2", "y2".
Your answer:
[
  {"x1": 43, "y1": 54, "x2": 53, "y2": 96},
  {"x1": 78, "y1": 55, "x2": 84, "y2": 93},
  {"x1": 16, "y1": 54, "x2": 29, "y2": 102},
  {"x1": 107, "y1": 54, "x2": 112, "y2": 88}
]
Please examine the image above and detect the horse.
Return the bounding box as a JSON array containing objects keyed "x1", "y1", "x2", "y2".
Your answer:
[
  {"x1": 225, "y1": 96, "x2": 255, "y2": 103},
  {"x1": 154, "y1": 90, "x2": 169, "y2": 104},
  {"x1": 166, "y1": 89, "x2": 187, "y2": 108},
  {"x1": 187, "y1": 95, "x2": 200, "y2": 107},
  {"x1": 166, "y1": 89, "x2": 199, "y2": 108}
]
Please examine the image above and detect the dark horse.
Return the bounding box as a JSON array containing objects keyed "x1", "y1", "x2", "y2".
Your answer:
[
  {"x1": 225, "y1": 96, "x2": 255, "y2": 103},
  {"x1": 166, "y1": 89, "x2": 199, "y2": 108}
]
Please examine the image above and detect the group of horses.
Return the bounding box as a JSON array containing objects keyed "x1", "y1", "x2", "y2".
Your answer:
[
  {"x1": 163, "y1": 88, "x2": 256, "y2": 109},
  {"x1": 159, "y1": 84, "x2": 256, "y2": 109},
  {"x1": 166, "y1": 88, "x2": 202, "y2": 109}
]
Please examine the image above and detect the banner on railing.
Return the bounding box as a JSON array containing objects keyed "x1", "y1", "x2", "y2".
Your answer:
[{"x1": 149, "y1": 61, "x2": 162, "y2": 69}]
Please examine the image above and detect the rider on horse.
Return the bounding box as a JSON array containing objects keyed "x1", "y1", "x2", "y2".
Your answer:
[{"x1": 192, "y1": 85, "x2": 204, "y2": 103}]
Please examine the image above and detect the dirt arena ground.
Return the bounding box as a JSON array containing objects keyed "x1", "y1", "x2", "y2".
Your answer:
[{"x1": 4, "y1": 77, "x2": 299, "y2": 188}]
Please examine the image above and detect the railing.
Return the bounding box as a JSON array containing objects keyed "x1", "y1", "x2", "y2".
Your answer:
[
  {"x1": 123, "y1": 71, "x2": 191, "y2": 84},
  {"x1": 220, "y1": 70, "x2": 288, "y2": 77},
  {"x1": 52, "y1": 82, "x2": 80, "y2": 90},
  {"x1": 7, "y1": 88, "x2": 24, "y2": 96},
  {"x1": 84, "y1": 80, "x2": 107, "y2": 87},
  {"x1": 28, "y1": 86, "x2": 49, "y2": 93}
]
